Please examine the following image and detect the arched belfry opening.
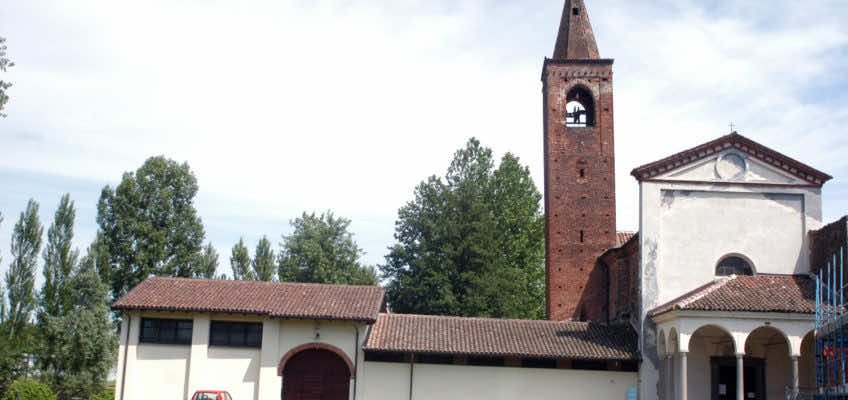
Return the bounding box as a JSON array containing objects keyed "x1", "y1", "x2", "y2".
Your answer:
[{"x1": 565, "y1": 86, "x2": 595, "y2": 127}]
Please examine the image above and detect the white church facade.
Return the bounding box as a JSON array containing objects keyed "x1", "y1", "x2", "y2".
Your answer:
[{"x1": 111, "y1": 2, "x2": 830, "y2": 399}]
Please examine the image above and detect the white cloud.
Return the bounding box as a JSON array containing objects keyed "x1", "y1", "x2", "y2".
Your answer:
[{"x1": 0, "y1": 0, "x2": 846, "y2": 283}]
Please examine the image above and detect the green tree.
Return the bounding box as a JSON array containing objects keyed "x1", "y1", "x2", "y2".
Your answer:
[
  {"x1": 194, "y1": 243, "x2": 220, "y2": 279},
  {"x1": 0, "y1": 211, "x2": 5, "y2": 323},
  {"x1": 87, "y1": 232, "x2": 111, "y2": 290},
  {"x1": 96, "y1": 156, "x2": 206, "y2": 299},
  {"x1": 252, "y1": 237, "x2": 275, "y2": 281},
  {"x1": 0, "y1": 37, "x2": 13, "y2": 118},
  {"x1": 1, "y1": 379, "x2": 56, "y2": 400},
  {"x1": 278, "y1": 211, "x2": 377, "y2": 285},
  {"x1": 40, "y1": 255, "x2": 117, "y2": 400},
  {"x1": 230, "y1": 238, "x2": 253, "y2": 280},
  {"x1": 7, "y1": 199, "x2": 43, "y2": 339},
  {"x1": 380, "y1": 138, "x2": 545, "y2": 319},
  {"x1": 41, "y1": 194, "x2": 79, "y2": 318},
  {"x1": 38, "y1": 195, "x2": 80, "y2": 380}
]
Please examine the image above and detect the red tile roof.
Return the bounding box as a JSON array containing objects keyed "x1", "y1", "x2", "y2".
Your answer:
[
  {"x1": 364, "y1": 313, "x2": 638, "y2": 361},
  {"x1": 616, "y1": 231, "x2": 636, "y2": 248},
  {"x1": 111, "y1": 277, "x2": 384, "y2": 323},
  {"x1": 648, "y1": 274, "x2": 815, "y2": 317},
  {"x1": 630, "y1": 132, "x2": 832, "y2": 186}
]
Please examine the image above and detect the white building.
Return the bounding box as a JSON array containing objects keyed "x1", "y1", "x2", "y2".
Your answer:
[
  {"x1": 111, "y1": 278, "x2": 639, "y2": 400},
  {"x1": 111, "y1": 1, "x2": 834, "y2": 399}
]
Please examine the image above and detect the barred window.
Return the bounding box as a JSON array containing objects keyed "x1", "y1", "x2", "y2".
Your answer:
[
  {"x1": 210, "y1": 321, "x2": 262, "y2": 348},
  {"x1": 140, "y1": 318, "x2": 193, "y2": 345}
]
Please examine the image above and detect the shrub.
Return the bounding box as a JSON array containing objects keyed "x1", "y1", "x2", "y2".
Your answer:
[
  {"x1": 1, "y1": 380, "x2": 56, "y2": 400},
  {"x1": 88, "y1": 389, "x2": 115, "y2": 400},
  {"x1": 89, "y1": 389, "x2": 114, "y2": 400}
]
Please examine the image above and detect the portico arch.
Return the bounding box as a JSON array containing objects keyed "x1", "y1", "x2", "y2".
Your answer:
[
  {"x1": 744, "y1": 326, "x2": 791, "y2": 398},
  {"x1": 278, "y1": 342, "x2": 355, "y2": 378},
  {"x1": 799, "y1": 331, "x2": 815, "y2": 392}
]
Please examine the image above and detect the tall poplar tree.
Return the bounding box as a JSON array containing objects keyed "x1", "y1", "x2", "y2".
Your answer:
[
  {"x1": 6, "y1": 199, "x2": 43, "y2": 338},
  {"x1": 194, "y1": 243, "x2": 220, "y2": 279},
  {"x1": 0, "y1": 37, "x2": 13, "y2": 117},
  {"x1": 39, "y1": 194, "x2": 82, "y2": 379},
  {"x1": 97, "y1": 156, "x2": 206, "y2": 298},
  {"x1": 380, "y1": 138, "x2": 545, "y2": 319},
  {"x1": 0, "y1": 211, "x2": 5, "y2": 323},
  {"x1": 41, "y1": 194, "x2": 79, "y2": 318},
  {"x1": 42, "y1": 253, "x2": 117, "y2": 399},
  {"x1": 252, "y1": 237, "x2": 275, "y2": 281},
  {"x1": 230, "y1": 238, "x2": 253, "y2": 280},
  {"x1": 278, "y1": 211, "x2": 377, "y2": 285}
]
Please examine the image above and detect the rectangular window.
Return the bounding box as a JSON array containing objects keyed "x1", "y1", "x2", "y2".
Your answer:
[
  {"x1": 140, "y1": 318, "x2": 193, "y2": 345},
  {"x1": 209, "y1": 321, "x2": 263, "y2": 348}
]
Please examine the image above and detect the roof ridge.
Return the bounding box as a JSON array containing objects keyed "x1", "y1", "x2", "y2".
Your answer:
[
  {"x1": 150, "y1": 276, "x2": 381, "y2": 289},
  {"x1": 378, "y1": 312, "x2": 602, "y2": 326}
]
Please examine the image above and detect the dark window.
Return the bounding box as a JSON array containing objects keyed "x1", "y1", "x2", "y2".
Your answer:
[
  {"x1": 572, "y1": 360, "x2": 607, "y2": 370},
  {"x1": 716, "y1": 256, "x2": 753, "y2": 276},
  {"x1": 140, "y1": 318, "x2": 193, "y2": 345},
  {"x1": 209, "y1": 321, "x2": 263, "y2": 348},
  {"x1": 580, "y1": 230, "x2": 584, "y2": 243},
  {"x1": 364, "y1": 352, "x2": 406, "y2": 363},
  {"x1": 522, "y1": 358, "x2": 557, "y2": 369},
  {"x1": 418, "y1": 354, "x2": 454, "y2": 365},
  {"x1": 579, "y1": 168, "x2": 585, "y2": 178},
  {"x1": 572, "y1": 7, "x2": 579, "y2": 15},
  {"x1": 468, "y1": 356, "x2": 504, "y2": 367}
]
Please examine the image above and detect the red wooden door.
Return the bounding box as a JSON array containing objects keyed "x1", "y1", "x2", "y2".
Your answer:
[{"x1": 282, "y1": 349, "x2": 350, "y2": 400}]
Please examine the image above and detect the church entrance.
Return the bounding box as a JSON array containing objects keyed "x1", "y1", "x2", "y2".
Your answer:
[
  {"x1": 710, "y1": 357, "x2": 765, "y2": 400},
  {"x1": 282, "y1": 349, "x2": 350, "y2": 400}
]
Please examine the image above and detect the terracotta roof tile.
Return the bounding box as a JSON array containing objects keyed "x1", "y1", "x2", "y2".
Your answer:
[
  {"x1": 648, "y1": 274, "x2": 815, "y2": 317},
  {"x1": 111, "y1": 277, "x2": 384, "y2": 323},
  {"x1": 364, "y1": 313, "x2": 638, "y2": 361},
  {"x1": 616, "y1": 231, "x2": 636, "y2": 247}
]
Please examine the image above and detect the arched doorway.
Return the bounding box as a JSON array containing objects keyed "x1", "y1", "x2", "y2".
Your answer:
[
  {"x1": 744, "y1": 326, "x2": 790, "y2": 399},
  {"x1": 687, "y1": 324, "x2": 735, "y2": 399},
  {"x1": 280, "y1": 345, "x2": 352, "y2": 400}
]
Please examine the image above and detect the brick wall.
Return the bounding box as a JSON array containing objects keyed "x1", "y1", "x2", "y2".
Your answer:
[
  {"x1": 602, "y1": 235, "x2": 639, "y2": 324},
  {"x1": 809, "y1": 216, "x2": 847, "y2": 276},
  {"x1": 543, "y1": 59, "x2": 616, "y2": 321}
]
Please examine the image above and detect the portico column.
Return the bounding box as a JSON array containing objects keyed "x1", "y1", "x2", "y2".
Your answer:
[
  {"x1": 736, "y1": 353, "x2": 744, "y2": 400},
  {"x1": 791, "y1": 355, "x2": 800, "y2": 393},
  {"x1": 664, "y1": 355, "x2": 673, "y2": 400},
  {"x1": 679, "y1": 351, "x2": 688, "y2": 400}
]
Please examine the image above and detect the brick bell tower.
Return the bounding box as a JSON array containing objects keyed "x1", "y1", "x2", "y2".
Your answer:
[{"x1": 543, "y1": 0, "x2": 616, "y2": 322}]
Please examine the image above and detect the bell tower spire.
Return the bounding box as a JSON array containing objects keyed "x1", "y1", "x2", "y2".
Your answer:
[
  {"x1": 553, "y1": 0, "x2": 600, "y2": 59},
  {"x1": 543, "y1": 0, "x2": 616, "y2": 322}
]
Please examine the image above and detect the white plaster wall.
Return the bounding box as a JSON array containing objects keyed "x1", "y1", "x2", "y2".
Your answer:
[
  {"x1": 201, "y1": 347, "x2": 260, "y2": 400},
  {"x1": 115, "y1": 312, "x2": 366, "y2": 400},
  {"x1": 647, "y1": 182, "x2": 820, "y2": 308},
  {"x1": 359, "y1": 362, "x2": 637, "y2": 400},
  {"x1": 357, "y1": 362, "x2": 410, "y2": 400},
  {"x1": 133, "y1": 344, "x2": 190, "y2": 400}
]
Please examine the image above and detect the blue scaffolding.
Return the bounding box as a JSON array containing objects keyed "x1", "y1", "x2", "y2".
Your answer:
[{"x1": 816, "y1": 244, "x2": 848, "y2": 398}]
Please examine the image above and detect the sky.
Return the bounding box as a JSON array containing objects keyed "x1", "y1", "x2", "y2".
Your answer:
[{"x1": 1, "y1": 0, "x2": 847, "y2": 285}]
